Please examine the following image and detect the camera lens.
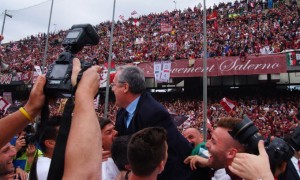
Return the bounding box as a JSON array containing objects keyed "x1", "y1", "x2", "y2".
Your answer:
[{"x1": 229, "y1": 115, "x2": 263, "y2": 154}]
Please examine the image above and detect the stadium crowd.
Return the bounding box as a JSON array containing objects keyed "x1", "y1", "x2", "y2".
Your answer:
[
  {"x1": 3, "y1": 88, "x2": 299, "y2": 140},
  {"x1": 0, "y1": 0, "x2": 300, "y2": 73},
  {"x1": 0, "y1": 0, "x2": 300, "y2": 179}
]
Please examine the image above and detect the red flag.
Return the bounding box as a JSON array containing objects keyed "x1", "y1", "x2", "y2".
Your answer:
[
  {"x1": 132, "y1": 19, "x2": 140, "y2": 26},
  {"x1": 220, "y1": 97, "x2": 237, "y2": 113},
  {"x1": 207, "y1": 11, "x2": 218, "y2": 21},
  {"x1": 104, "y1": 61, "x2": 115, "y2": 70},
  {"x1": 213, "y1": 20, "x2": 218, "y2": 30}
]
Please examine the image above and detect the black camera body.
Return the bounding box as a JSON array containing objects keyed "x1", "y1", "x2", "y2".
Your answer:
[
  {"x1": 45, "y1": 24, "x2": 100, "y2": 97},
  {"x1": 229, "y1": 115, "x2": 297, "y2": 174},
  {"x1": 24, "y1": 133, "x2": 36, "y2": 146}
]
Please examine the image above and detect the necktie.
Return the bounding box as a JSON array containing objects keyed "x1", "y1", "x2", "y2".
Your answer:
[
  {"x1": 124, "y1": 110, "x2": 129, "y2": 128},
  {"x1": 298, "y1": 159, "x2": 300, "y2": 171}
]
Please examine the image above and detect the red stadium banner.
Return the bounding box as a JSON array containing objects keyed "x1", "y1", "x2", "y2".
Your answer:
[
  {"x1": 0, "y1": 54, "x2": 289, "y2": 84},
  {"x1": 138, "y1": 54, "x2": 287, "y2": 78}
]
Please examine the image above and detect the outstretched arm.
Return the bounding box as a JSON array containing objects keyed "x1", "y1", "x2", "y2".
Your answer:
[
  {"x1": 63, "y1": 58, "x2": 102, "y2": 179},
  {"x1": 0, "y1": 75, "x2": 45, "y2": 148}
]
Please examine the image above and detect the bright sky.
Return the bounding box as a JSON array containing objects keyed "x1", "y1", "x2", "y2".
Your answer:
[{"x1": 0, "y1": 0, "x2": 232, "y2": 43}]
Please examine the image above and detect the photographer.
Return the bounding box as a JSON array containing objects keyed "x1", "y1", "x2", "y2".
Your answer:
[
  {"x1": 0, "y1": 58, "x2": 102, "y2": 179},
  {"x1": 13, "y1": 125, "x2": 42, "y2": 173},
  {"x1": 184, "y1": 117, "x2": 245, "y2": 179}
]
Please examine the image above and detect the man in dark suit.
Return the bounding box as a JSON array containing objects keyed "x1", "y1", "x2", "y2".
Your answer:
[
  {"x1": 278, "y1": 155, "x2": 300, "y2": 180},
  {"x1": 278, "y1": 126, "x2": 300, "y2": 180},
  {"x1": 112, "y1": 66, "x2": 210, "y2": 180}
]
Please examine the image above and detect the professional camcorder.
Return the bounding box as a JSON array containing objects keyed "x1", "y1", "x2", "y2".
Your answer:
[
  {"x1": 45, "y1": 24, "x2": 100, "y2": 97},
  {"x1": 229, "y1": 115, "x2": 300, "y2": 174}
]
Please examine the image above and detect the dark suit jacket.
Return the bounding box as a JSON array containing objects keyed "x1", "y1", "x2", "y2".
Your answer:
[
  {"x1": 278, "y1": 159, "x2": 300, "y2": 180},
  {"x1": 115, "y1": 91, "x2": 210, "y2": 180}
]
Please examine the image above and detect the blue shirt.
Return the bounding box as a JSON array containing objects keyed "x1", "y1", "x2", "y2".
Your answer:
[{"x1": 125, "y1": 96, "x2": 140, "y2": 128}]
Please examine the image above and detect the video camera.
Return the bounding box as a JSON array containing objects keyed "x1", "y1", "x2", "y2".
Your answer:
[
  {"x1": 229, "y1": 115, "x2": 300, "y2": 174},
  {"x1": 45, "y1": 24, "x2": 100, "y2": 97}
]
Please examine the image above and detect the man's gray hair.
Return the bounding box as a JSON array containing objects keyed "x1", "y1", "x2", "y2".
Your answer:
[{"x1": 118, "y1": 66, "x2": 146, "y2": 94}]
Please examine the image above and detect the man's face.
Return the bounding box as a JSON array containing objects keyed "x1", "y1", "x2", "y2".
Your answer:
[
  {"x1": 111, "y1": 71, "x2": 126, "y2": 108},
  {"x1": 206, "y1": 127, "x2": 232, "y2": 170},
  {"x1": 0, "y1": 143, "x2": 16, "y2": 175},
  {"x1": 102, "y1": 123, "x2": 118, "y2": 151},
  {"x1": 182, "y1": 128, "x2": 203, "y2": 147}
]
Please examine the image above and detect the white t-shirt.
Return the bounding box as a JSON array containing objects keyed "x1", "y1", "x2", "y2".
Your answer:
[
  {"x1": 291, "y1": 156, "x2": 300, "y2": 177},
  {"x1": 102, "y1": 157, "x2": 119, "y2": 180},
  {"x1": 212, "y1": 168, "x2": 231, "y2": 180},
  {"x1": 36, "y1": 157, "x2": 51, "y2": 180}
]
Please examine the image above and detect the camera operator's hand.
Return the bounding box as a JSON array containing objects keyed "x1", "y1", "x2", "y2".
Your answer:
[
  {"x1": 24, "y1": 75, "x2": 46, "y2": 119},
  {"x1": 228, "y1": 140, "x2": 274, "y2": 180},
  {"x1": 64, "y1": 58, "x2": 102, "y2": 178},
  {"x1": 15, "y1": 135, "x2": 26, "y2": 152},
  {"x1": 184, "y1": 155, "x2": 209, "y2": 170},
  {"x1": 71, "y1": 58, "x2": 101, "y2": 98}
]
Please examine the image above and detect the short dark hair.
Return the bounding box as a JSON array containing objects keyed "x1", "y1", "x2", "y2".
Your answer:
[
  {"x1": 99, "y1": 117, "x2": 113, "y2": 130},
  {"x1": 128, "y1": 127, "x2": 167, "y2": 176},
  {"x1": 217, "y1": 117, "x2": 242, "y2": 130},
  {"x1": 38, "y1": 116, "x2": 62, "y2": 153},
  {"x1": 117, "y1": 66, "x2": 146, "y2": 94},
  {"x1": 111, "y1": 135, "x2": 131, "y2": 171}
]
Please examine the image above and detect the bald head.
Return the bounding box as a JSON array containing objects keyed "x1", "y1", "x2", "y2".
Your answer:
[{"x1": 182, "y1": 128, "x2": 203, "y2": 147}]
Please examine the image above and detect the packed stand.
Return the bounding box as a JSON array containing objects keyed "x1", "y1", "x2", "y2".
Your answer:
[{"x1": 0, "y1": 0, "x2": 299, "y2": 73}]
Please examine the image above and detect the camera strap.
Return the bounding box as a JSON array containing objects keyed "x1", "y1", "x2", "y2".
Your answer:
[{"x1": 47, "y1": 97, "x2": 74, "y2": 180}]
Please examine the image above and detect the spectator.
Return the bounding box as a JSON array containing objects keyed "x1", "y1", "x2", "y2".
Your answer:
[
  {"x1": 29, "y1": 116, "x2": 62, "y2": 179},
  {"x1": 0, "y1": 143, "x2": 17, "y2": 179},
  {"x1": 111, "y1": 135, "x2": 131, "y2": 180},
  {"x1": 185, "y1": 117, "x2": 245, "y2": 179},
  {"x1": 127, "y1": 127, "x2": 168, "y2": 180},
  {"x1": 99, "y1": 117, "x2": 119, "y2": 180}
]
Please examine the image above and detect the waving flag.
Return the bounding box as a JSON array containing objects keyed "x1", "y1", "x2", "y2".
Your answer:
[
  {"x1": 207, "y1": 11, "x2": 218, "y2": 21},
  {"x1": 131, "y1": 10, "x2": 138, "y2": 15},
  {"x1": 0, "y1": 96, "x2": 11, "y2": 115},
  {"x1": 220, "y1": 97, "x2": 237, "y2": 113},
  {"x1": 132, "y1": 19, "x2": 140, "y2": 26},
  {"x1": 119, "y1": 15, "x2": 125, "y2": 21}
]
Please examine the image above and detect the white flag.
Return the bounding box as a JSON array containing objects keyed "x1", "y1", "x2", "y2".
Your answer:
[
  {"x1": 160, "y1": 61, "x2": 171, "y2": 82},
  {"x1": 34, "y1": 65, "x2": 42, "y2": 75},
  {"x1": 154, "y1": 62, "x2": 162, "y2": 82}
]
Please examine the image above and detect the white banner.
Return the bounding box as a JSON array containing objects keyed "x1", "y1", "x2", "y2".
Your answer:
[
  {"x1": 160, "y1": 61, "x2": 171, "y2": 82},
  {"x1": 154, "y1": 62, "x2": 162, "y2": 82}
]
